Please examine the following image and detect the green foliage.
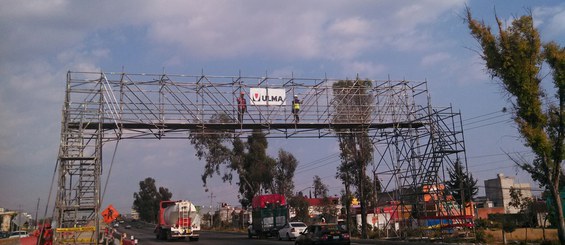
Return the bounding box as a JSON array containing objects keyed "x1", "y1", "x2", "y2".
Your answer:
[
  {"x1": 189, "y1": 113, "x2": 235, "y2": 187},
  {"x1": 273, "y1": 149, "x2": 298, "y2": 198},
  {"x1": 474, "y1": 218, "x2": 493, "y2": 229},
  {"x1": 313, "y1": 175, "x2": 329, "y2": 198},
  {"x1": 466, "y1": 7, "x2": 565, "y2": 243},
  {"x1": 288, "y1": 194, "x2": 309, "y2": 222},
  {"x1": 132, "y1": 177, "x2": 172, "y2": 223},
  {"x1": 446, "y1": 160, "x2": 478, "y2": 205},
  {"x1": 238, "y1": 129, "x2": 276, "y2": 205},
  {"x1": 332, "y1": 78, "x2": 375, "y2": 239},
  {"x1": 540, "y1": 240, "x2": 561, "y2": 245},
  {"x1": 502, "y1": 220, "x2": 517, "y2": 233},
  {"x1": 189, "y1": 113, "x2": 296, "y2": 208},
  {"x1": 474, "y1": 229, "x2": 495, "y2": 243}
]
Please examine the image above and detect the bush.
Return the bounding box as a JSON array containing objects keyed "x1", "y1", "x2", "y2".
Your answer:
[
  {"x1": 540, "y1": 240, "x2": 560, "y2": 245},
  {"x1": 367, "y1": 229, "x2": 380, "y2": 239},
  {"x1": 474, "y1": 229, "x2": 494, "y2": 243}
]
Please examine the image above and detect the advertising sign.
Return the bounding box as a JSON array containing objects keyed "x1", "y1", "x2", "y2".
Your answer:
[{"x1": 249, "y1": 88, "x2": 286, "y2": 106}]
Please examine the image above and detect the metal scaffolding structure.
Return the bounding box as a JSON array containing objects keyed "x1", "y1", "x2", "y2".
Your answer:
[{"x1": 55, "y1": 71, "x2": 469, "y2": 243}]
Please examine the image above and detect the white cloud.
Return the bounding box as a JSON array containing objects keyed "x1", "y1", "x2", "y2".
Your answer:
[
  {"x1": 341, "y1": 61, "x2": 387, "y2": 78},
  {"x1": 534, "y1": 4, "x2": 565, "y2": 38},
  {"x1": 137, "y1": 0, "x2": 467, "y2": 60},
  {"x1": 421, "y1": 52, "x2": 451, "y2": 67},
  {"x1": 328, "y1": 17, "x2": 372, "y2": 36}
]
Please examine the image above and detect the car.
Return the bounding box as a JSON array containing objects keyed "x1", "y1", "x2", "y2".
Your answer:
[
  {"x1": 125, "y1": 224, "x2": 131, "y2": 229},
  {"x1": 113, "y1": 223, "x2": 119, "y2": 228},
  {"x1": 278, "y1": 221, "x2": 307, "y2": 241},
  {"x1": 9, "y1": 231, "x2": 29, "y2": 238},
  {"x1": 0, "y1": 231, "x2": 10, "y2": 239},
  {"x1": 294, "y1": 223, "x2": 350, "y2": 245}
]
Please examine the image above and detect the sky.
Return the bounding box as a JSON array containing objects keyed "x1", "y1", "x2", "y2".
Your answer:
[{"x1": 1, "y1": 0, "x2": 564, "y2": 218}]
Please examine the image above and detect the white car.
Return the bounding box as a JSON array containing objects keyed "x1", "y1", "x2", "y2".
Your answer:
[{"x1": 277, "y1": 222, "x2": 307, "y2": 241}]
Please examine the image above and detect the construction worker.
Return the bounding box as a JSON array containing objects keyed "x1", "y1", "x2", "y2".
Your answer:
[
  {"x1": 292, "y1": 94, "x2": 300, "y2": 123},
  {"x1": 237, "y1": 91, "x2": 247, "y2": 123}
]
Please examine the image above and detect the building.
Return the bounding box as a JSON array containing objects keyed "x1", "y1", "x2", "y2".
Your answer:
[
  {"x1": 130, "y1": 209, "x2": 139, "y2": 220},
  {"x1": 484, "y1": 173, "x2": 533, "y2": 213},
  {"x1": 306, "y1": 197, "x2": 341, "y2": 222}
]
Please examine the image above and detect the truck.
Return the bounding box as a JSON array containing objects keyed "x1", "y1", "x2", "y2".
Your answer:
[
  {"x1": 155, "y1": 200, "x2": 200, "y2": 241},
  {"x1": 247, "y1": 194, "x2": 289, "y2": 239}
]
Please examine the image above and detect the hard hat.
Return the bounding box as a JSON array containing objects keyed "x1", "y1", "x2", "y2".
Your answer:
[
  {"x1": 240, "y1": 91, "x2": 245, "y2": 95},
  {"x1": 294, "y1": 95, "x2": 298, "y2": 97}
]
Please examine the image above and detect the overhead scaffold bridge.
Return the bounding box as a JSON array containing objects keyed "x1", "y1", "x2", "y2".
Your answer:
[{"x1": 54, "y1": 71, "x2": 471, "y2": 244}]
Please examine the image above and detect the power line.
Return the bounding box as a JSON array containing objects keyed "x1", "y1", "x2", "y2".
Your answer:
[
  {"x1": 295, "y1": 152, "x2": 340, "y2": 171},
  {"x1": 462, "y1": 110, "x2": 504, "y2": 122},
  {"x1": 467, "y1": 150, "x2": 531, "y2": 160},
  {"x1": 464, "y1": 114, "x2": 506, "y2": 126},
  {"x1": 465, "y1": 118, "x2": 513, "y2": 131}
]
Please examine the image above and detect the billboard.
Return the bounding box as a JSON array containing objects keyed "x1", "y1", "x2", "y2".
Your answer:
[{"x1": 249, "y1": 88, "x2": 286, "y2": 106}]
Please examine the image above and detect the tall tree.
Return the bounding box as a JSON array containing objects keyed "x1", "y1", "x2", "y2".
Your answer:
[
  {"x1": 466, "y1": 9, "x2": 565, "y2": 243},
  {"x1": 273, "y1": 149, "x2": 298, "y2": 198},
  {"x1": 332, "y1": 79, "x2": 374, "y2": 239},
  {"x1": 313, "y1": 175, "x2": 329, "y2": 198},
  {"x1": 133, "y1": 177, "x2": 172, "y2": 223},
  {"x1": 337, "y1": 161, "x2": 354, "y2": 232},
  {"x1": 446, "y1": 160, "x2": 478, "y2": 206},
  {"x1": 189, "y1": 114, "x2": 284, "y2": 208},
  {"x1": 288, "y1": 193, "x2": 310, "y2": 222},
  {"x1": 159, "y1": 187, "x2": 173, "y2": 202},
  {"x1": 189, "y1": 113, "x2": 235, "y2": 188},
  {"x1": 238, "y1": 129, "x2": 277, "y2": 206}
]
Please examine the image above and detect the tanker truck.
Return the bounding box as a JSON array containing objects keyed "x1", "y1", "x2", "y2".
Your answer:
[{"x1": 155, "y1": 200, "x2": 200, "y2": 241}]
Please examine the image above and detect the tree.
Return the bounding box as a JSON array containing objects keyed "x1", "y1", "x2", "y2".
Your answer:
[
  {"x1": 337, "y1": 161, "x2": 355, "y2": 233},
  {"x1": 132, "y1": 177, "x2": 172, "y2": 223},
  {"x1": 238, "y1": 129, "x2": 277, "y2": 206},
  {"x1": 332, "y1": 78, "x2": 374, "y2": 239},
  {"x1": 466, "y1": 8, "x2": 565, "y2": 243},
  {"x1": 313, "y1": 175, "x2": 329, "y2": 198},
  {"x1": 288, "y1": 194, "x2": 310, "y2": 222},
  {"x1": 446, "y1": 160, "x2": 478, "y2": 206},
  {"x1": 273, "y1": 149, "x2": 298, "y2": 198},
  {"x1": 189, "y1": 114, "x2": 287, "y2": 208},
  {"x1": 509, "y1": 187, "x2": 536, "y2": 229},
  {"x1": 189, "y1": 113, "x2": 235, "y2": 188},
  {"x1": 159, "y1": 187, "x2": 173, "y2": 202}
]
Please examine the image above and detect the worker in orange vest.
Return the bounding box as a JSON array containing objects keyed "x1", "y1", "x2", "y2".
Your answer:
[{"x1": 237, "y1": 91, "x2": 247, "y2": 123}]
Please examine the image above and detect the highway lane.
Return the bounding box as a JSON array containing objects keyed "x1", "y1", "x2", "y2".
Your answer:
[
  {"x1": 115, "y1": 228, "x2": 296, "y2": 245},
  {"x1": 113, "y1": 222, "x2": 426, "y2": 245}
]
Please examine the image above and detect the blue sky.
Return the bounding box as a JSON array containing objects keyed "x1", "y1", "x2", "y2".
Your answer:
[{"x1": 1, "y1": 0, "x2": 564, "y2": 217}]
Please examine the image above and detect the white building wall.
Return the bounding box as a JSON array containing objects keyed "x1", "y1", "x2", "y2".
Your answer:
[{"x1": 484, "y1": 173, "x2": 533, "y2": 214}]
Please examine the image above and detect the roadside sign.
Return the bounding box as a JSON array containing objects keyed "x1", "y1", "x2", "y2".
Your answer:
[{"x1": 101, "y1": 204, "x2": 119, "y2": 224}]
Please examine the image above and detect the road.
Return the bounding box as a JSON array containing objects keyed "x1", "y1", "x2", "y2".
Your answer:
[
  {"x1": 114, "y1": 227, "x2": 428, "y2": 245},
  {"x1": 113, "y1": 221, "x2": 431, "y2": 245},
  {"x1": 118, "y1": 229, "x2": 281, "y2": 245},
  {"x1": 114, "y1": 223, "x2": 293, "y2": 245}
]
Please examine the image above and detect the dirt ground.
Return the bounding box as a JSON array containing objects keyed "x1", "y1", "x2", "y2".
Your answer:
[{"x1": 484, "y1": 228, "x2": 558, "y2": 243}]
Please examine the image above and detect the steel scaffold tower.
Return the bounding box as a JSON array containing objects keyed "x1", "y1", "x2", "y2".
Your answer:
[{"x1": 55, "y1": 71, "x2": 469, "y2": 243}]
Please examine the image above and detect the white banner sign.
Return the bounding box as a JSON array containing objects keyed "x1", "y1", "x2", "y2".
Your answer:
[{"x1": 249, "y1": 88, "x2": 286, "y2": 105}]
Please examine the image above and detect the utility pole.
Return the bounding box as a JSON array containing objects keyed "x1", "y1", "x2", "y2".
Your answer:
[
  {"x1": 208, "y1": 192, "x2": 216, "y2": 228},
  {"x1": 35, "y1": 198, "x2": 40, "y2": 229},
  {"x1": 358, "y1": 135, "x2": 367, "y2": 240}
]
